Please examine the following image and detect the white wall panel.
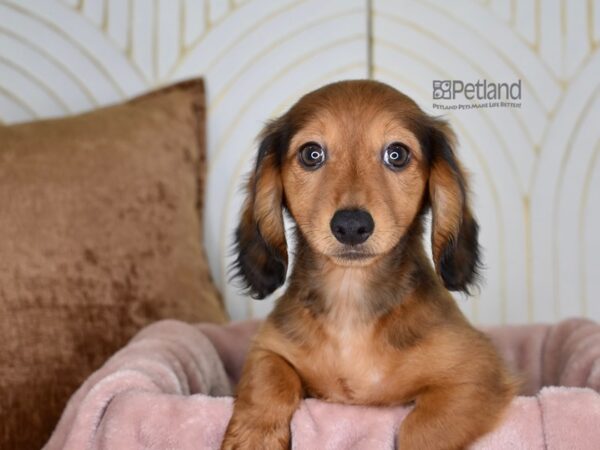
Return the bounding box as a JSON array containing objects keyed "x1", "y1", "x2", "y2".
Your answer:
[
  {"x1": 374, "y1": 0, "x2": 600, "y2": 325},
  {"x1": 0, "y1": 0, "x2": 598, "y2": 325}
]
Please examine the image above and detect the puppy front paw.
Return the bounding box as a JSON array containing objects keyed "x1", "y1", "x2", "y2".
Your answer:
[{"x1": 221, "y1": 419, "x2": 291, "y2": 450}]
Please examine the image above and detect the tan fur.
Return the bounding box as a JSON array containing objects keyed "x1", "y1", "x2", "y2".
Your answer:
[
  {"x1": 223, "y1": 80, "x2": 517, "y2": 450},
  {"x1": 254, "y1": 154, "x2": 286, "y2": 257},
  {"x1": 429, "y1": 159, "x2": 464, "y2": 265}
]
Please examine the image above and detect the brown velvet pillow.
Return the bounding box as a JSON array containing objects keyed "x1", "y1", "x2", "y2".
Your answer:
[{"x1": 0, "y1": 79, "x2": 227, "y2": 449}]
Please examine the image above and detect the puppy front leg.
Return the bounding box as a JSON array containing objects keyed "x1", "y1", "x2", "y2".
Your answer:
[
  {"x1": 397, "y1": 384, "x2": 510, "y2": 450},
  {"x1": 221, "y1": 349, "x2": 302, "y2": 450}
]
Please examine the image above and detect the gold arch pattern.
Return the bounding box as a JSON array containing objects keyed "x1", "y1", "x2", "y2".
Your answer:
[{"x1": 0, "y1": 0, "x2": 598, "y2": 324}]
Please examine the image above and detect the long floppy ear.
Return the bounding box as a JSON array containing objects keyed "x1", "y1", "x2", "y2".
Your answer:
[
  {"x1": 231, "y1": 119, "x2": 290, "y2": 299},
  {"x1": 426, "y1": 119, "x2": 481, "y2": 293}
]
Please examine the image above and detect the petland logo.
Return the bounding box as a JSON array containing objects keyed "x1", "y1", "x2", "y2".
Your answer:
[{"x1": 432, "y1": 79, "x2": 522, "y2": 110}]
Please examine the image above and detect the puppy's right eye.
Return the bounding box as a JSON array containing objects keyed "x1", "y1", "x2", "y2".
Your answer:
[{"x1": 298, "y1": 142, "x2": 326, "y2": 170}]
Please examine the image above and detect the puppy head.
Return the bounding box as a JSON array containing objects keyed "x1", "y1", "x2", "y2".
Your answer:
[{"x1": 233, "y1": 80, "x2": 480, "y2": 299}]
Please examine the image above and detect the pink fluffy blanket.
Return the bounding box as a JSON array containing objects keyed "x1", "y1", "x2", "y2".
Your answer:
[{"x1": 45, "y1": 318, "x2": 600, "y2": 449}]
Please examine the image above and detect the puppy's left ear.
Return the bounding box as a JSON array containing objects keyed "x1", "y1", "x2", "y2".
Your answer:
[
  {"x1": 231, "y1": 118, "x2": 290, "y2": 299},
  {"x1": 426, "y1": 119, "x2": 481, "y2": 293}
]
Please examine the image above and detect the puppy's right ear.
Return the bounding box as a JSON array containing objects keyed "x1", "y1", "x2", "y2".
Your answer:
[{"x1": 231, "y1": 118, "x2": 290, "y2": 299}]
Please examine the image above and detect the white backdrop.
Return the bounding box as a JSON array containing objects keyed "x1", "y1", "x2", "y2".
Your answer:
[{"x1": 1, "y1": 0, "x2": 598, "y2": 325}]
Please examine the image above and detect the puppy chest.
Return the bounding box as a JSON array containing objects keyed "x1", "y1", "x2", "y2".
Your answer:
[{"x1": 298, "y1": 333, "x2": 394, "y2": 404}]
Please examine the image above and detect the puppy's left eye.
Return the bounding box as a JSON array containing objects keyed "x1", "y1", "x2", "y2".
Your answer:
[
  {"x1": 383, "y1": 142, "x2": 411, "y2": 170},
  {"x1": 298, "y1": 142, "x2": 326, "y2": 169}
]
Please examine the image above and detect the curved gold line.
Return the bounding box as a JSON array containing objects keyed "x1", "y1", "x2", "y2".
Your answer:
[
  {"x1": 552, "y1": 84, "x2": 600, "y2": 319},
  {"x1": 125, "y1": 0, "x2": 133, "y2": 56},
  {"x1": 372, "y1": 69, "x2": 424, "y2": 98},
  {"x1": 179, "y1": 0, "x2": 185, "y2": 52},
  {"x1": 378, "y1": 12, "x2": 542, "y2": 151},
  {"x1": 506, "y1": 0, "x2": 564, "y2": 84},
  {"x1": 527, "y1": 49, "x2": 600, "y2": 315},
  {"x1": 0, "y1": 26, "x2": 99, "y2": 105},
  {"x1": 527, "y1": 48, "x2": 599, "y2": 193},
  {"x1": 80, "y1": 0, "x2": 107, "y2": 26},
  {"x1": 451, "y1": 123, "x2": 508, "y2": 324},
  {"x1": 210, "y1": 34, "x2": 365, "y2": 169},
  {"x1": 510, "y1": 0, "x2": 516, "y2": 27},
  {"x1": 578, "y1": 139, "x2": 600, "y2": 317},
  {"x1": 102, "y1": 0, "x2": 109, "y2": 33},
  {"x1": 70, "y1": 0, "x2": 149, "y2": 83},
  {"x1": 210, "y1": 7, "x2": 364, "y2": 111},
  {"x1": 377, "y1": 11, "x2": 542, "y2": 153},
  {"x1": 559, "y1": 31, "x2": 599, "y2": 82},
  {"x1": 374, "y1": 66, "x2": 509, "y2": 324},
  {"x1": 376, "y1": 38, "x2": 526, "y2": 196},
  {"x1": 0, "y1": 54, "x2": 71, "y2": 113},
  {"x1": 510, "y1": 0, "x2": 540, "y2": 52},
  {"x1": 125, "y1": 0, "x2": 152, "y2": 85},
  {"x1": 0, "y1": 83, "x2": 37, "y2": 118},
  {"x1": 402, "y1": 0, "x2": 561, "y2": 97},
  {"x1": 527, "y1": 74, "x2": 593, "y2": 319},
  {"x1": 217, "y1": 61, "x2": 366, "y2": 307},
  {"x1": 3, "y1": 1, "x2": 127, "y2": 97},
  {"x1": 203, "y1": 0, "x2": 211, "y2": 31},
  {"x1": 165, "y1": 0, "x2": 305, "y2": 79}
]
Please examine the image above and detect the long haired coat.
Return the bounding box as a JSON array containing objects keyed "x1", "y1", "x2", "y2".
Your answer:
[{"x1": 222, "y1": 80, "x2": 516, "y2": 450}]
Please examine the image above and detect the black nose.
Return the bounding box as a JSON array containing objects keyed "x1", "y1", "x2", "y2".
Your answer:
[{"x1": 330, "y1": 209, "x2": 374, "y2": 245}]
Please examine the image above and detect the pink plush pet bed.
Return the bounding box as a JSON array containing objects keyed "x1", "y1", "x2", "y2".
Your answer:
[{"x1": 44, "y1": 318, "x2": 600, "y2": 449}]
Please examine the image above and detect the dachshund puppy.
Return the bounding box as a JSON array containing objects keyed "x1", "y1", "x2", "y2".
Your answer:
[{"x1": 222, "y1": 80, "x2": 516, "y2": 450}]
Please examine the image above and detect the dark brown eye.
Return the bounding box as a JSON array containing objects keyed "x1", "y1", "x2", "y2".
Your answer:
[
  {"x1": 383, "y1": 142, "x2": 411, "y2": 170},
  {"x1": 298, "y1": 142, "x2": 326, "y2": 169}
]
